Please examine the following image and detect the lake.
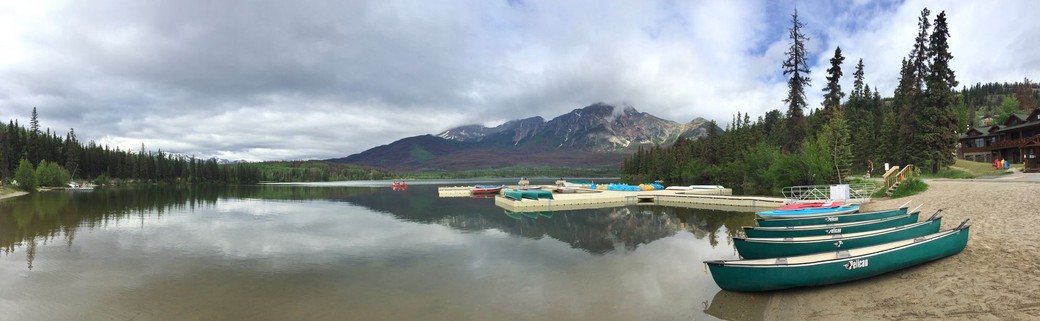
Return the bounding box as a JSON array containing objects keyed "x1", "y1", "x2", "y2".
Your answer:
[{"x1": 0, "y1": 179, "x2": 769, "y2": 320}]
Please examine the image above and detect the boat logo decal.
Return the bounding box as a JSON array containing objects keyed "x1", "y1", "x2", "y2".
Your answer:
[
  {"x1": 826, "y1": 228, "x2": 842, "y2": 234},
  {"x1": 825, "y1": 216, "x2": 838, "y2": 222},
  {"x1": 834, "y1": 240, "x2": 844, "y2": 248},
  {"x1": 843, "y1": 259, "x2": 868, "y2": 270}
]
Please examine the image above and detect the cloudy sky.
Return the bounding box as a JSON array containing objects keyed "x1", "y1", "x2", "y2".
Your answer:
[{"x1": 0, "y1": 0, "x2": 1037, "y2": 161}]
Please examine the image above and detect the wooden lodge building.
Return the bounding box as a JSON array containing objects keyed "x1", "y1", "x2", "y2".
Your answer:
[{"x1": 958, "y1": 108, "x2": 1040, "y2": 172}]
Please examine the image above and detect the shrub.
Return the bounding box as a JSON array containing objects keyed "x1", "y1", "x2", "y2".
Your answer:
[{"x1": 14, "y1": 159, "x2": 36, "y2": 192}]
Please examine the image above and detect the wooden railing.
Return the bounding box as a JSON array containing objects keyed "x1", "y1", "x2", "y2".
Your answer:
[
  {"x1": 883, "y1": 164, "x2": 914, "y2": 191},
  {"x1": 961, "y1": 136, "x2": 1035, "y2": 153}
]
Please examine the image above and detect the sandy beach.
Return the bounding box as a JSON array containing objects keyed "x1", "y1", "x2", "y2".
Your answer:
[
  {"x1": 765, "y1": 179, "x2": 1040, "y2": 321},
  {"x1": 0, "y1": 190, "x2": 28, "y2": 200}
]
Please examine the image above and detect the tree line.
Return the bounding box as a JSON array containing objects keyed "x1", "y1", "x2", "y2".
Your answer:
[
  {"x1": 1, "y1": 108, "x2": 266, "y2": 190},
  {"x1": 622, "y1": 8, "x2": 963, "y2": 194}
]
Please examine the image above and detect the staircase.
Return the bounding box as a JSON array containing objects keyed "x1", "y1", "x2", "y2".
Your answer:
[{"x1": 883, "y1": 164, "x2": 914, "y2": 193}]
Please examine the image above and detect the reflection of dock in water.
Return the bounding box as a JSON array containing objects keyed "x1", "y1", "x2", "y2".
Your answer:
[{"x1": 493, "y1": 187, "x2": 785, "y2": 213}]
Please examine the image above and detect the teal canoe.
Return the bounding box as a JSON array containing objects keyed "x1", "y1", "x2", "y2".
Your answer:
[
  {"x1": 743, "y1": 212, "x2": 920, "y2": 238},
  {"x1": 503, "y1": 189, "x2": 554, "y2": 200},
  {"x1": 706, "y1": 220, "x2": 971, "y2": 292},
  {"x1": 735, "y1": 212, "x2": 942, "y2": 259},
  {"x1": 756, "y1": 205, "x2": 860, "y2": 219},
  {"x1": 755, "y1": 204, "x2": 915, "y2": 227}
]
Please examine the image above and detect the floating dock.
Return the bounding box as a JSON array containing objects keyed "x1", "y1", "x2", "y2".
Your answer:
[
  {"x1": 493, "y1": 187, "x2": 786, "y2": 213},
  {"x1": 437, "y1": 186, "x2": 475, "y2": 197}
]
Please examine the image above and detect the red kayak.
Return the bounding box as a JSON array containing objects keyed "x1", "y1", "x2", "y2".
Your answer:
[{"x1": 777, "y1": 201, "x2": 843, "y2": 210}]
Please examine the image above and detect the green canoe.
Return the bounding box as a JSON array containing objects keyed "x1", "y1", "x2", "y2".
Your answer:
[
  {"x1": 756, "y1": 202, "x2": 915, "y2": 227},
  {"x1": 503, "y1": 189, "x2": 554, "y2": 200},
  {"x1": 706, "y1": 220, "x2": 971, "y2": 292},
  {"x1": 735, "y1": 213, "x2": 942, "y2": 259},
  {"x1": 743, "y1": 212, "x2": 920, "y2": 238}
]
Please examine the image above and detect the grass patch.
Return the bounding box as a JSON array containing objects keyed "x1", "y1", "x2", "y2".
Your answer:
[
  {"x1": 889, "y1": 178, "x2": 928, "y2": 198},
  {"x1": 921, "y1": 168, "x2": 975, "y2": 179},
  {"x1": 950, "y1": 159, "x2": 1010, "y2": 177}
]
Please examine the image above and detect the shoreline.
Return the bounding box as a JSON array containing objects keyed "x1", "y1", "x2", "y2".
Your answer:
[
  {"x1": 763, "y1": 180, "x2": 1040, "y2": 320},
  {"x1": 0, "y1": 190, "x2": 28, "y2": 200}
]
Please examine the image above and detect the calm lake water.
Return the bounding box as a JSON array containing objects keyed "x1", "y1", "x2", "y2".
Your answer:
[{"x1": 0, "y1": 179, "x2": 768, "y2": 320}]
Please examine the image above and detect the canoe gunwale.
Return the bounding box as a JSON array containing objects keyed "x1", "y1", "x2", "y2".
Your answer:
[
  {"x1": 707, "y1": 224, "x2": 971, "y2": 268},
  {"x1": 745, "y1": 212, "x2": 919, "y2": 231},
  {"x1": 735, "y1": 216, "x2": 942, "y2": 244},
  {"x1": 755, "y1": 206, "x2": 908, "y2": 223},
  {"x1": 756, "y1": 206, "x2": 861, "y2": 219}
]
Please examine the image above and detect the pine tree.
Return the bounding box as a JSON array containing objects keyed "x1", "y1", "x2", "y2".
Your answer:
[
  {"x1": 922, "y1": 10, "x2": 959, "y2": 172},
  {"x1": 821, "y1": 46, "x2": 846, "y2": 125},
  {"x1": 28, "y1": 107, "x2": 41, "y2": 166},
  {"x1": 782, "y1": 9, "x2": 811, "y2": 153},
  {"x1": 851, "y1": 59, "x2": 866, "y2": 100},
  {"x1": 64, "y1": 128, "x2": 80, "y2": 177}
]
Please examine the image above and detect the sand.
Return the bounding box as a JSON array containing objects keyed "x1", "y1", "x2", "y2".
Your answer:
[
  {"x1": 0, "y1": 191, "x2": 27, "y2": 200},
  {"x1": 765, "y1": 180, "x2": 1040, "y2": 321}
]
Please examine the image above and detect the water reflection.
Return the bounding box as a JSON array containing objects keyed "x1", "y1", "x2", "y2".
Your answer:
[
  {"x1": 2, "y1": 184, "x2": 754, "y2": 261},
  {"x1": 0, "y1": 183, "x2": 758, "y2": 320},
  {"x1": 704, "y1": 290, "x2": 771, "y2": 321}
]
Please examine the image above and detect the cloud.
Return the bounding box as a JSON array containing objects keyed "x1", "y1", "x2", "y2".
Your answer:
[{"x1": 0, "y1": 0, "x2": 1037, "y2": 161}]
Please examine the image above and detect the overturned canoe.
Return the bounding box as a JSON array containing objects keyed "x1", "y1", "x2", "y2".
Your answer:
[
  {"x1": 706, "y1": 220, "x2": 971, "y2": 292},
  {"x1": 503, "y1": 189, "x2": 554, "y2": 200},
  {"x1": 756, "y1": 203, "x2": 915, "y2": 227},
  {"x1": 756, "y1": 205, "x2": 860, "y2": 219},
  {"x1": 735, "y1": 212, "x2": 942, "y2": 259},
  {"x1": 743, "y1": 212, "x2": 920, "y2": 238}
]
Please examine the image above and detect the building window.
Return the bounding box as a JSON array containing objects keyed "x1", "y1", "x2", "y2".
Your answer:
[{"x1": 975, "y1": 138, "x2": 984, "y2": 147}]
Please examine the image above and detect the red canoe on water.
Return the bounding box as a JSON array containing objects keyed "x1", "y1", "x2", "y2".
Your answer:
[{"x1": 777, "y1": 201, "x2": 844, "y2": 210}]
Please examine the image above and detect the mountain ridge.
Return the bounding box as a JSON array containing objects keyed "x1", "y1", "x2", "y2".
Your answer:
[{"x1": 331, "y1": 103, "x2": 720, "y2": 171}]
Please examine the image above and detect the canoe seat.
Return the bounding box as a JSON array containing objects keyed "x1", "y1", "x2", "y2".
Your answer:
[
  {"x1": 775, "y1": 258, "x2": 788, "y2": 264},
  {"x1": 783, "y1": 237, "x2": 793, "y2": 241},
  {"x1": 914, "y1": 236, "x2": 926, "y2": 243},
  {"x1": 837, "y1": 250, "x2": 851, "y2": 258}
]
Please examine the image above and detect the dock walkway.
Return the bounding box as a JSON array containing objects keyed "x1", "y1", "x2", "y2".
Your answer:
[{"x1": 494, "y1": 187, "x2": 785, "y2": 212}]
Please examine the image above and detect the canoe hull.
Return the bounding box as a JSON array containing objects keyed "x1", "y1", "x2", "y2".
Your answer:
[
  {"x1": 743, "y1": 213, "x2": 920, "y2": 238},
  {"x1": 756, "y1": 207, "x2": 908, "y2": 227},
  {"x1": 734, "y1": 218, "x2": 942, "y2": 259},
  {"x1": 708, "y1": 225, "x2": 970, "y2": 292},
  {"x1": 472, "y1": 187, "x2": 503, "y2": 194},
  {"x1": 757, "y1": 205, "x2": 860, "y2": 219},
  {"x1": 503, "y1": 189, "x2": 554, "y2": 200}
]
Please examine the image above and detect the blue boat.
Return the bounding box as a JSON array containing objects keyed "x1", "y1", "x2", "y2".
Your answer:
[{"x1": 756, "y1": 205, "x2": 860, "y2": 220}]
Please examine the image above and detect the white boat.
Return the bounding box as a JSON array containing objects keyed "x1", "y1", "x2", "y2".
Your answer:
[{"x1": 665, "y1": 185, "x2": 725, "y2": 191}]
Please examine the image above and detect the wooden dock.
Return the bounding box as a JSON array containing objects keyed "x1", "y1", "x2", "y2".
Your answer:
[
  {"x1": 493, "y1": 187, "x2": 786, "y2": 212},
  {"x1": 437, "y1": 186, "x2": 474, "y2": 197}
]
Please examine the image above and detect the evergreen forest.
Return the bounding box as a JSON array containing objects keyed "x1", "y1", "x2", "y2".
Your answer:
[
  {"x1": 621, "y1": 9, "x2": 1029, "y2": 195},
  {"x1": 0, "y1": 109, "x2": 397, "y2": 191}
]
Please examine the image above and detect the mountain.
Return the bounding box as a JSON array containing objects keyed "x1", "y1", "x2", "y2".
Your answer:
[{"x1": 331, "y1": 103, "x2": 720, "y2": 171}]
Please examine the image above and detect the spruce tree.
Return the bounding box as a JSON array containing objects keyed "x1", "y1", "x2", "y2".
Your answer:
[
  {"x1": 821, "y1": 47, "x2": 846, "y2": 125},
  {"x1": 28, "y1": 107, "x2": 41, "y2": 166},
  {"x1": 922, "y1": 10, "x2": 958, "y2": 172},
  {"x1": 781, "y1": 9, "x2": 811, "y2": 153}
]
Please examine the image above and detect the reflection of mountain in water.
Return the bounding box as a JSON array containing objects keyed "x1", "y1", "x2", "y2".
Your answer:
[
  {"x1": 0, "y1": 185, "x2": 756, "y2": 267},
  {"x1": 311, "y1": 184, "x2": 756, "y2": 254}
]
